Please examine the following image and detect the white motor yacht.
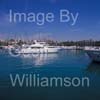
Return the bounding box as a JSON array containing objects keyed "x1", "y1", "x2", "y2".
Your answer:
[
  {"x1": 85, "y1": 47, "x2": 100, "y2": 62},
  {"x1": 17, "y1": 40, "x2": 60, "y2": 54}
]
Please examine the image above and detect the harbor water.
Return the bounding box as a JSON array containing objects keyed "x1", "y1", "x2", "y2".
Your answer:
[{"x1": 0, "y1": 50, "x2": 100, "y2": 100}]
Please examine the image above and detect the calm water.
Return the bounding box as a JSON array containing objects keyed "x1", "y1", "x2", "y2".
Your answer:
[{"x1": 0, "y1": 50, "x2": 100, "y2": 100}]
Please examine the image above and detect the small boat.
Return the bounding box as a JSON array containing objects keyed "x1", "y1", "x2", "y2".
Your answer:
[
  {"x1": 85, "y1": 47, "x2": 100, "y2": 62},
  {"x1": 16, "y1": 40, "x2": 60, "y2": 54}
]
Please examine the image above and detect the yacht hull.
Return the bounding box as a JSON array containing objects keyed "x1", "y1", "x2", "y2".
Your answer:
[{"x1": 17, "y1": 48, "x2": 59, "y2": 54}]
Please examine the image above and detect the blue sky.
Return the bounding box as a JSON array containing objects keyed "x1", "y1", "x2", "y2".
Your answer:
[{"x1": 0, "y1": 0, "x2": 100, "y2": 41}]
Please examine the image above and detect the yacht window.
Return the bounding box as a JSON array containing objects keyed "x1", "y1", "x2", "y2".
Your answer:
[
  {"x1": 31, "y1": 47, "x2": 43, "y2": 49},
  {"x1": 48, "y1": 46, "x2": 55, "y2": 48}
]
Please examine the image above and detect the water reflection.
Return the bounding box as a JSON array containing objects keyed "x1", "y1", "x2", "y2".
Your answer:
[
  {"x1": 20, "y1": 53, "x2": 58, "y2": 67},
  {"x1": 86, "y1": 62, "x2": 100, "y2": 74}
]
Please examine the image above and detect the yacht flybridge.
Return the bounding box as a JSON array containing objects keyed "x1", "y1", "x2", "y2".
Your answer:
[{"x1": 17, "y1": 40, "x2": 60, "y2": 54}]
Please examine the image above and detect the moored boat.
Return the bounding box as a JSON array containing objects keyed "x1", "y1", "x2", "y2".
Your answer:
[
  {"x1": 85, "y1": 47, "x2": 100, "y2": 62},
  {"x1": 16, "y1": 40, "x2": 60, "y2": 54}
]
